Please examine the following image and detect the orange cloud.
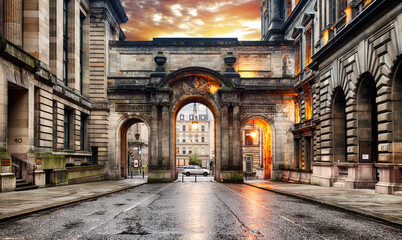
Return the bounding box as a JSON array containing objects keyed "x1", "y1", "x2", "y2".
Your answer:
[{"x1": 120, "y1": 0, "x2": 261, "y2": 41}]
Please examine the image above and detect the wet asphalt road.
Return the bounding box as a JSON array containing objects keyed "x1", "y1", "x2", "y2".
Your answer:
[{"x1": 0, "y1": 182, "x2": 401, "y2": 240}]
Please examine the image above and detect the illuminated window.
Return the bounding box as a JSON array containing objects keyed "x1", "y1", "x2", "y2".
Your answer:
[
  {"x1": 295, "y1": 101, "x2": 301, "y2": 124},
  {"x1": 287, "y1": 0, "x2": 292, "y2": 17},
  {"x1": 364, "y1": 0, "x2": 372, "y2": 8},
  {"x1": 176, "y1": 148, "x2": 179, "y2": 154},
  {"x1": 305, "y1": 90, "x2": 312, "y2": 120},
  {"x1": 305, "y1": 28, "x2": 312, "y2": 67},
  {"x1": 295, "y1": 40, "x2": 301, "y2": 75}
]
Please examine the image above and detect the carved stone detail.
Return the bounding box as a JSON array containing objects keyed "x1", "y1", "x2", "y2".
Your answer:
[
  {"x1": 116, "y1": 104, "x2": 151, "y2": 112},
  {"x1": 171, "y1": 75, "x2": 221, "y2": 100},
  {"x1": 240, "y1": 105, "x2": 276, "y2": 113}
]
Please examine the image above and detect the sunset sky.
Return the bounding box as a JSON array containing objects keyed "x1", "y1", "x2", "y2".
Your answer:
[{"x1": 120, "y1": 0, "x2": 261, "y2": 41}]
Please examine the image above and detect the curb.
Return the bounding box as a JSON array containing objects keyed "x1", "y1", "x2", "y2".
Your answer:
[
  {"x1": 0, "y1": 182, "x2": 146, "y2": 222},
  {"x1": 244, "y1": 183, "x2": 402, "y2": 228}
]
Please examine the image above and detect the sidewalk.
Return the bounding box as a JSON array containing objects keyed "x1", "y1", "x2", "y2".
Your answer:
[
  {"x1": 244, "y1": 180, "x2": 402, "y2": 227},
  {"x1": 0, "y1": 178, "x2": 146, "y2": 221}
]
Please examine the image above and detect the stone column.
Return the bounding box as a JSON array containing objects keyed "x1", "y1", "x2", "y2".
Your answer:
[
  {"x1": 221, "y1": 105, "x2": 229, "y2": 169},
  {"x1": 3, "y1": 0, "x2": 23, "y2": 46},
  {"x1": 150, "y1": 105, "x2": 159, "y2": 167},
  {"x1": 232, "y1": 105, "x2": 241, "y2": 169},
  {"x1": 161, "y1": 105, "x2": 170, "y2": 168}
]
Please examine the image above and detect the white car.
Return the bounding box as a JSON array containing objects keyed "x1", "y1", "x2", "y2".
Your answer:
[{"x1": 182, "y1": 165, "x2": 210, "y2": 176}]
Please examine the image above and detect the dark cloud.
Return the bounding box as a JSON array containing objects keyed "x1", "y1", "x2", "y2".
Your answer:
[{"x1": 120, "y1": 0, "x2": 261, "y2": 41}]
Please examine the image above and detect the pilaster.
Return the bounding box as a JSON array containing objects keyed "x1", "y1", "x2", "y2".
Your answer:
[{"x1": 3, "y1": 0, "x2": 23, "y2": 46}]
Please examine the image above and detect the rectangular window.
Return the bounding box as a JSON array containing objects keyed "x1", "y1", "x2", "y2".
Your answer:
[
  {"x1": 189, "y1": 114, "x2": 194, "y2": 120},
  {"x1": 63, "y1": 0, "x2": 68, "y2": 85},
  {"x1": 189, "y1": 147, "x2": 192, "y2": 154},
  {"x1": 201, "y1": 125, "x2": 205, "y2": 132},
  {"x1": 189, "y1": 136, "x2": 192, "y2": 143},
  {"x1": 53, "y1": 101, "x2": 58, "y2": 148},
  {"x1": 305, "y1": 28, "x2": 312, "y2": 67},
  {"x1": 180, "y1": 114, "x2": 184, "y2": 120},
  {"x1": 182, "y1": 137, "x2": 186, "y2": 143},
  {"x1": 245, "y1": 133, "x2": 253, "y2": 145},
  {"x1": 295, "y1": 101, "x2": 301, "y2": 124},
  {"x1": 177, "y1": 136, "x2": 180, "y2": 142},
  {"x1": 182, "y1": 125, "x2": 186, "y2": 131},
  {"x1": 176, "y1": 147, "x2": 179, "y2": 154},
  {"x1": 201, "y1": 147, "x2": 205, "y2": 155},
  {"x1": 182, "y1": 147, "x2": 186, "y2": 154},
  {"x1": 201, "y1": 136, "x2": 205, "y2": 142},
  {"x1": 195, "y1": 148, "x2": 198, "y2": 154},
  {"x1": 305, "y1": 90, "x2": 312, "y2": 120},
  {"x1": 80, "y1": 113, "x2": 87, "y2": 151},
  {"x1": 64, "y1": 109, "x2": 71, "y2": 149},
  {"x1": 195, "y1": 136, "x2": 198, "y2": 143},
  {"x1": 295, "y1": 39, "x2": 301, "y2": 75},
  {"x1": 79, "y1": 13, "x2": 85, "y2": 94}
]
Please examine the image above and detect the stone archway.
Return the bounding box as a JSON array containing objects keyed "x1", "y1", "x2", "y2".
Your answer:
[
  {"x1": 240, "y1": 116, "x2": 274, "y2": 180},
  {"x1": 357, "y1": 74, "x2": 378, "y2": 163},
  {"x1": 172, "y1": 97, "x2": 217, "y2": 179},
  {"x1": 332, "y1": 87, "x2": 347, "y2": 162},
  {"x1": 114, "y1": 115, "x2": 151, "y2": 179}
]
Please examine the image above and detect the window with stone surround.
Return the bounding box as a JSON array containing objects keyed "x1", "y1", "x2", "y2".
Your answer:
[
  {"x1": 295, "y1": 100, "x2": 301, "y2": 124},
  {"x1": 189, "y1": 147, "x2": 192, "y2": 154},
  {"x1": 295, "y1": 39, "x2": 301, "y2": 75},
  {"x1": 64, "y1": 108, "x2": 73, "y2": 149},
  {"x1": 305, "y1": 89, "x2": 312, "y2": 120},
  {"x1": 182, "y1": 125, "x2": 186, "y2": 131},
  {"x1": 305, "y1": 27, "x2": 312, "y2": 67},
  {"x1": 80, "y1": 113, "x2": 88, "y2": 151},
  {"x1": 182, "y1": 147, "x2": 186, "y2": 154}
]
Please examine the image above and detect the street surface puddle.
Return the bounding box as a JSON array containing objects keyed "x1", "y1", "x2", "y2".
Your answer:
[
  {"x1": 63, "y1": 221, "x2": 83, "y2": 229},
  {"x1": 92, "y1": 211, "x2": 106, "y2": 216},
  {"x1": 113, "y1": 203, "x2": 126, "y2": 206}
]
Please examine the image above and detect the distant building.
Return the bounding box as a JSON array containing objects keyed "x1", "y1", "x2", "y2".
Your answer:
[{"x1": 176, "y1": 103, "x2": 214, "y2": 168}]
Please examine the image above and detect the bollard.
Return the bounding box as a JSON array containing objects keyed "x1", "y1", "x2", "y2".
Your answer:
[
  {"x1": 182, "y1": 174, "x2": 184, "y2": 183},
  {"x1": 131, "y1": 170, "x2": 133, "y2": 178},
  {"x1": 143, "y1": 171, "x2": 145, "y2": 179},
  {"x1": 195, "y1": 174, "x2": 197, "y2": 183}
]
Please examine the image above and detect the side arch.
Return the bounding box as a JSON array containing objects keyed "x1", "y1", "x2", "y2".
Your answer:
[
  {"x1": 240, "y1": 114, "x2": 276, "y2": 179},
  {"x1": 111, "y1": 113, "x2": 151, "y2": 179}
]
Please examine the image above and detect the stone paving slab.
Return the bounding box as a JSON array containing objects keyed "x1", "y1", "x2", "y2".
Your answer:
[
  {"x1": 244, "y1": 180, "x2": 402, "y2": 227},
  {"x1": 0, "y1": 179, "x2": 146, "y2": 221}
]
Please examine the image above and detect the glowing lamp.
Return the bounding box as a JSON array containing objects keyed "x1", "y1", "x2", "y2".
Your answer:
[
  {"x1": 250, "y1": 131, "x2": 257, "y2": 138},
  {"x1": 192, "y1": 120, "x2": 199, "y2": 131}
]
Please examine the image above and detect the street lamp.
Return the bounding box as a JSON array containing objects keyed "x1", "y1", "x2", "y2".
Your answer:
[{"x1": 192, "y1": 101, "x2": 198, "y2": 131}]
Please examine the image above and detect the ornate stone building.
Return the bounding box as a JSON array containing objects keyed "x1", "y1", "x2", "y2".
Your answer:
[
  {"x1": 1, "y1": 0, "x2": 401, "y2": 195},
  {"x1": 262, "y1": 0, "x2": 402, "y2": 194},
  {"x1": 0, "y1": 0, "x2": 127, "y2": 191}
]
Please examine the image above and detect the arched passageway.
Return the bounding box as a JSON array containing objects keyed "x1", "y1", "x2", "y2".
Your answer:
[
  {"x1": 174, "y1": 97, "x2": 217, "y2": 178},
  {"x1": 120, "y1": 119, "x2": 150, "y2": 179},
  {"x1": 333, "y1": 87, "x2": 347, "y2": 162},
  {"x1": 392, "y1": 60, "x2": 402, "y2": 162},
  {"x1": 357, "y1": 74, "x2": 378, "y2": 163},
  {"x1": 241, "y1": 118, "x2": 272, "y2": 179}
]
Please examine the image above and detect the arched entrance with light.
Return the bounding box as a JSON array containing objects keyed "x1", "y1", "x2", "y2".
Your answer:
[
  {"x1": 174, "y1": 97, "x2": 217, "y2": 179},
  {"x1": 241, "y1": 118, "x2": 272, "y2": 179},
  {"x1": 120, "y1": 118, "x2": 150, "y2": 179}
]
